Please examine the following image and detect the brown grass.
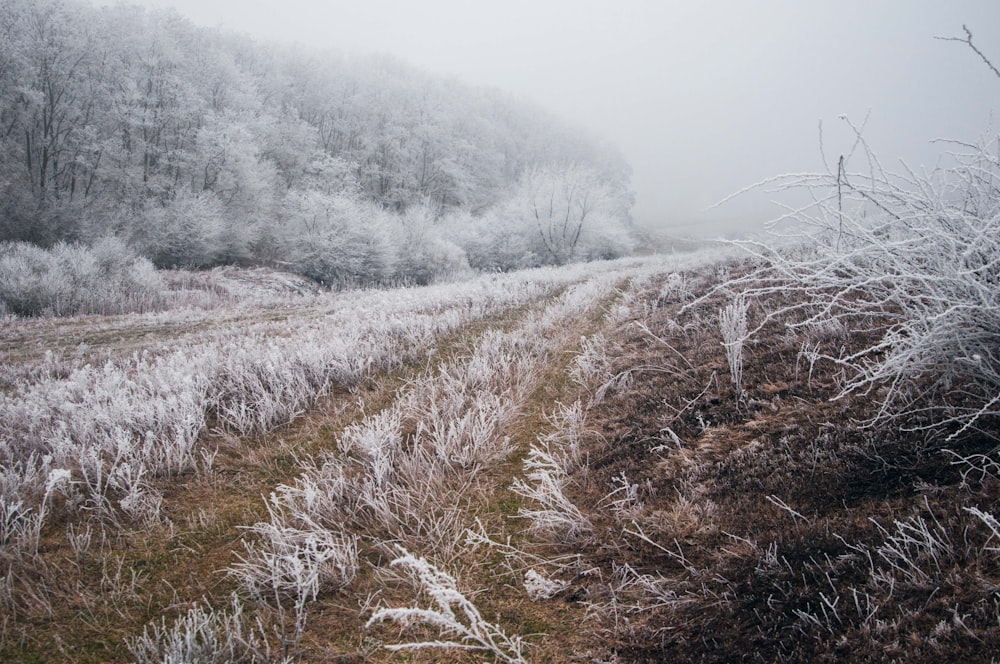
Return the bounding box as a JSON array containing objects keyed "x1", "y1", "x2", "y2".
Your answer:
[
  {"x1": 538, "y1": 261, "x2": 1000, "y2": 663},
  {"x1": 6, "y1": 260, "x2": 999, "y2": 663}
]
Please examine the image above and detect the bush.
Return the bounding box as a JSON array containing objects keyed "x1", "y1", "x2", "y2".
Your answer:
[
  {"x1": 132, "y1": 190, "x2": 227, "y2": 269},
  {"x1": 127, "y1": 595, "x2": 270, "y2": 664},
  {"x1": 392, "y1": 205, "x2": 471, "y2": 285},
  {"x1": 281, "y1": 191, "x2": 397, "y2": 287},
  {"x1": 730, "y1": 126, "x2": 1000, "y2": 439},
  {"x1": 0, "y1": 238, "x2": 164, "y2": 316},
  {"x1": 443, "y1": 209, "x2": 544, "y2": 273}
]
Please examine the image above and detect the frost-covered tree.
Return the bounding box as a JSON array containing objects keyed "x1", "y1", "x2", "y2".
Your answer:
[
  {"x1": 0, "y1": 0, "x2": 636, "y2": 283},
  {"x1": 131, "y1": 190, "x2": 225, "y2": 268},
  {"x1": 515, "y1": 164, "x2": 633, "y2": 265},
  {"x1": 280, "y1": 191, "x2": 396, "y2": 287}
]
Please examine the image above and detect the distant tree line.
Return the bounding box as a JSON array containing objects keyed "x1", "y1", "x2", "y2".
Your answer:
[{"x1": 0, "y1": 0, "x2": 637, "y2": 290}]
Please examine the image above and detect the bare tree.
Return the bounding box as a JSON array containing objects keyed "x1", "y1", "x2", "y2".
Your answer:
[{"x1": 522, "y1": 163, "x2": 618, "y2": 265}]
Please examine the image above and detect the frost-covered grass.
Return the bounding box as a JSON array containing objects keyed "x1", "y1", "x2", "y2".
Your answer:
[
  {"x1": 511, "y1": 401, "x2": 592, "y2": 542},
  {"x1": 719, "y1": 293, "x2": 749, "y2": 395},
  {"x1": 126, "y1": 594, "x2": 274, "y2": 664},
  {"x1": 564, "y1": 237, "x2": 1000, "y2": 660},
  {"x1": 366, "y1": 549, "x2": 528, "y2": 663},
  {"x1": 0, "y1": 247, "x2": 747, "y2": 661},
  {"x1": 223, "y1": 256, "x2": 707, "y2": 660},
  {"x1": 0, "y1": 261, "x2": 650, "y2": 564}
]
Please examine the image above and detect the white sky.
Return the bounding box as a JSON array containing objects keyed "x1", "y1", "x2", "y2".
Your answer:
[{"x1": 114, "y1": 0, "x2": 1000, "y2": 236}]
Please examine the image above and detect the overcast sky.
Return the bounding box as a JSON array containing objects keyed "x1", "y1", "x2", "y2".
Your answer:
[{"x1": 116, "y1": 0, "x2": 1000, "y2": 236}]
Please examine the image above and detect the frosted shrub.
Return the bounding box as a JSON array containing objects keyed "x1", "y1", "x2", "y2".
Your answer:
[
  {"x1": 233, "y1": 514, "x2": 359, "y2": 600},
  {"x1": 366, "y1": 548, "x2": 528, "y2": 663},
  {"x1": 127, "y1": 595, "x2": 271, "y2": 664},
  {"x1": 132, "y1": 190, "x2": 227, "y2": 269},
  {"x1": 729, "y1": 126, "x2": 1000, "y2": 438},
  {"x1": 659, "y1": 271, "x2": 693, "y2": 303},
  {"x1": 570, "y1": 333, "x2": 612, "y2": 390},
  {"x1": 0, "y1": 239, "x2": 165, "y2": 316},
  {"x1": 541, "y1": 400, "x2": 588, "y2": 473},
  {"x1": 232, "y1": 509, "x2": 359, "y2": 656},
  {"x1": 418, "y1": 393, "x2": 515, "y2": 469},
  {"x1": 110, "y1": 461, "x2": 163, "y2": 527},
  {"x1": 719, "y1": 294, "x2": 749, "y2": 395},
  {"x1": 511, "y1": 441, "x2": 592, "y2": 542},
  {"x1": 393, "y1": 205, "x2": 472, "y2": 285},
  {"x1": 270, "y1": 458, "x2": 357, "y2": 528},
  {"x1": 283, "y1": 192, "x2": 397, "y2": 287},
  {"x1": 339, "y1": 409, "x2": 404, "y2": 486},
  {"x1": 510, "y1": 399, "x2": 593, "y2": 542}
]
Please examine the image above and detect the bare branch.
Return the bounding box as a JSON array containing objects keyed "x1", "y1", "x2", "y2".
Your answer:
[{"x1": 936, "y1": 25, "x2": 1000, "y2": 81}]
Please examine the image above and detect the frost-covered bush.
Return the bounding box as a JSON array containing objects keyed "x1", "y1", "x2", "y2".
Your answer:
[
  {"x1": 127, "y1": 595, "x2": 271, "y2": 664},
  {"x1": 281, "y1": 191, "x2": 397, "y2": 287},
  {"x1": 366, "y1": 549, "x2": 528, "y2": 663},
  {"x1": 232, "y1": 517, "x2": 359, "y2": 600},
  {"x1": 392, "y1": 205, "x2": 472, "y2": 285},
  {"x1": 132, "y1": 190, "x2": 228, "y2": 269},
  {"x1": 0, "y1": 238, "x2": 164, "y2": 316},
  {"x1": 441, "y1": 208, "x2": 545, "y2": 273},
  {"x1": 571, "y1": 333, "x2": 612, "y2": 390},
  {"x1": 730, "y1": 126, "x2": 1000, "y2": 438},
  {"x1": 511, "y1": 403, "x2": 592, "y2": 543}
]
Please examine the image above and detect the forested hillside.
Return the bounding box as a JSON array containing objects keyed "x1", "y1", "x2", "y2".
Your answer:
[{"x1": 0, "y1": 0, "x2": 636, "y2": 287}]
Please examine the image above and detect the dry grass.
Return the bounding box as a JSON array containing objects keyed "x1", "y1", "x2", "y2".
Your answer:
[
  {"x1": 543, "y1": 260, "x2": 1000, "y2": 663},
  {"x1": 14, "y1": 247, "x2": 992, "y2": 663}
]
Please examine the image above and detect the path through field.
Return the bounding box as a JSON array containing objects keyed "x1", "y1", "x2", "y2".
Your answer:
[
  {"x1": 11, "y1": 244, "x2": 994, "y2": 663},
  {"x1": 0, "y1": 252, "x2": 728, "y2": 662}
]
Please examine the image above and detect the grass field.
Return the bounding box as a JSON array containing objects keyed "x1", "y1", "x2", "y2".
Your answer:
[{"x1": 2, "y1": 246, "x2": 998, "y2": 662}]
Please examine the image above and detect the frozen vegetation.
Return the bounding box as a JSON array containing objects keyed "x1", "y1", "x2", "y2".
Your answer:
[
  {"x1": 2, "y1": 151, "x2": 1000, "y2": 660},
  {"x1": 0, "y1": 247, "x2": 744, "y2": 661},
  {"x1": 0, "y1": 257, "x2": 670, "y2": 560},
  {"x1": 0, "y1": 0, "x2": 997, "y2": 660},
  {"x1": 0, "y1": 0, "x2": 638, "y2": 294}
]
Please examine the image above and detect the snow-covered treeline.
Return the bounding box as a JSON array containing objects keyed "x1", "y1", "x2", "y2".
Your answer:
[{"x1": 0, "y1": 0, "x2": 636, "y2": 288}]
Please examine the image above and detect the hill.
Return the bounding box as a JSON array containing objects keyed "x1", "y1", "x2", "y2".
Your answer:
[{"x1": 0, "y1": 0, "x2": 636, "y2": 283}]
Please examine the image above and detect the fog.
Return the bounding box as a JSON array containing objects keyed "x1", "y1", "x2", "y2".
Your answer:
[{"x1": 122, "y1": 0, "x2": 1000, "y2": 237}]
